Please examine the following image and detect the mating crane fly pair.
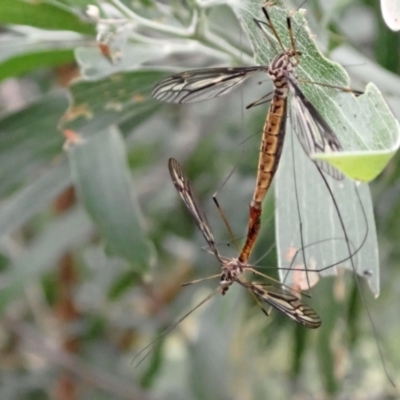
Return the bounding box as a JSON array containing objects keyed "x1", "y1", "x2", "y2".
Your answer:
[
  {"x1": 133, "y1": 156, "x2": 320, "y2": 367},
  {"x1": 153, "y1": 5, "x2": 352, "y2": 267},
  {"x1": 154, "y1": 5, "x2": 354, "y2": 326},
  {"x1": 169, "y1": 158, "x2": 321, "y2": 328}
]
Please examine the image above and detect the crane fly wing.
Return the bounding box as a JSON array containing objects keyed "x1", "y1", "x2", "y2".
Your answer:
[
  {"x1": 168, "y1": 158, "x2": 220, "y2": 259},
  {"x1": 246, "y1": 282, "x2": 321, "y2": 329},
  {"x1": 153, "y1": 67, "x2": 263, "y2": 104},
  {"x1": 288, "y1": 77, "x2": 344, "y2": 180}
]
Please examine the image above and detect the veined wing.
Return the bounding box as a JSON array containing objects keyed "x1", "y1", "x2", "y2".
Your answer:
[
  {"x1": 168, "y1": 158, "x2": 221, "y2": 260},
  {"x1": 153, "y1": 66, "x2": 264, "y2": 104},
  {"x1": 245, "y1": 281, "x2": 321, "y2": 329},
  {"x1": 287, "y1": 76, "x2": 344, "y2": 180}
]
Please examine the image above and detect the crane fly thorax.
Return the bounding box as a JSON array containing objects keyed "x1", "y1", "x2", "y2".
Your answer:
[
  {"x1": 220, "y1": 259, "x2": 245, "y2": 294},
  {"x1": 268, "y1": 50, "x2": 297, "y2": 97}
]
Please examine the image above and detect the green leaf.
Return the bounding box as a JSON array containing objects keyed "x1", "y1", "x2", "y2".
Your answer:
[
  {"x1": 0, "y1": 0, "x2": 95, "y2": 35},
  {"x1": 0, "y1": 48, "x2": 75, "y2": 82},
  {"x1": 0, "y1": 93, "x2": 67, "y2": 196},
  {"x1": 61, "y1": 69, "x2": 165, "y2": 133},
  {"x1": 67, "y1": 126, "x2": 155, "y2": 272},
  {"x1": 313, "y1": 82, "x2": 400, "y2": 181},
  {"x1": 0, "y1": 28, "x2": 88, "y2": 81},
  {"x1": 233, "y1": 0, "x2": 400, "y2": 181}
]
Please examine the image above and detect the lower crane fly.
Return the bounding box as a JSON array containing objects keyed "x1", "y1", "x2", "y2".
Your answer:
[
  {"x1": 168, "y1": 157, "x2": 321, "y2": 329},
  {"x1": 153, "y1": 4, "x2": 354, "y2": 264}
]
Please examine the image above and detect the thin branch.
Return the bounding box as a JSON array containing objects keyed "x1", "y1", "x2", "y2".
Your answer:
[
  {"x1": 109, "y1": 0, "x2": 197, "y2": 38},
  {"x1": 108, "y1": 0, "x2": 254, "y2": 65}
]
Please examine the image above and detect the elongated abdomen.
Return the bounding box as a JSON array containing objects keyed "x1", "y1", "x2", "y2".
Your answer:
[
  {"x1": 253, "y1": 96, "x2": 287, "y2": 208},
  {"x1": 238, "y1": 95, "x2": 287, "y2": 263}
]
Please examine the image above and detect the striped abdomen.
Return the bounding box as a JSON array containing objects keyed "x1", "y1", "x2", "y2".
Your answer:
[
  {"x1": 238, "y1": 93, "x2": 288, "y2": 263},
  {"x1": 252, "y1": 95, "x2": 287, "y2": 208}
]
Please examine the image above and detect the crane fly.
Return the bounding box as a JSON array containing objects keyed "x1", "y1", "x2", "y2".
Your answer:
[
  {"x1": 153, "y1": 4, "x2": 352, "y2": 265},
  {"x1": 168, "y1": 157, "x2": 321, "y2": 329}
]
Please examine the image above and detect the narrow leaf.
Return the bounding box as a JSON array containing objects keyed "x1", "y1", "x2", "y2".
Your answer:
[
  {"x1": 0, "y1": 93, "x2": 67, "y2": 196},
  {"x1": 0, "y1": 1, "x2": 94, "y2": 34},
  {"x1": 67, "y1": 127, "x2": 154, "y2": 272},
  {"x1": 61, "y1": 70, "x2": 165, "y2": 133}
]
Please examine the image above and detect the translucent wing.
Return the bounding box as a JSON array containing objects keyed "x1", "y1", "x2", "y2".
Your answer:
[
  {"x1": 287, "y1": 76, "x2": 344, "y2": 180},
  {"x1": 153, "y1": 66, "x2": 264, "y2": 104},
  {"x1": 168, "y1": 158, "x2": 221, "y2": 260},
  {"x1": 245, "y1": 281, "x2": 321, "y2": 328}
]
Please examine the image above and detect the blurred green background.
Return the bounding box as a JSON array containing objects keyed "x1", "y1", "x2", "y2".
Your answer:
[{"x1": 0, "y1": 0, "x2": 399, "y2": 399}]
